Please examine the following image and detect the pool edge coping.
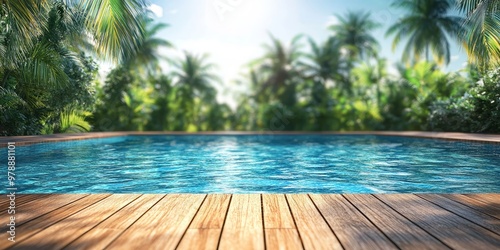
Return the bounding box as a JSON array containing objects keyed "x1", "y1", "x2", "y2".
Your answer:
[{"x1": 1, "y1": 131, "x2": 499, "y2": 147}]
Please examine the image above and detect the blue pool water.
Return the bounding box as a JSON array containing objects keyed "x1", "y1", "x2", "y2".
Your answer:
[{"x1": 6, "y1": 135, "x2": 500, "y2": 193}]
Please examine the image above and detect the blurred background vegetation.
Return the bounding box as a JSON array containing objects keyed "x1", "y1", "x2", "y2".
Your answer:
[{"x1": 1, "y1": 0, "x2": 499, "y2": 136}]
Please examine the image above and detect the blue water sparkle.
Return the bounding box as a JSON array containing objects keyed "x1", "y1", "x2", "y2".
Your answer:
[{"x1": 7, "y1": 135, "x2": 500, "y2": 194}]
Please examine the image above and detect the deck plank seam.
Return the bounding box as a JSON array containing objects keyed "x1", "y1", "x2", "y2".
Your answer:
[
  {"x1": 340, "y1": 194, "x2": 400, "y2": 249},
  {"x1": 215, "y1": 194, "x2": 233, "y2": 250},
  {"x1": 284, "y1": 194, "x2": 305, "y2": 250},
  {"x1": 306, "y1": 194, "x2": 345, "y2": 250},
  {"x1": 102, "y1": 194, "x2": 167, "y2": 250},
  {"x1": 260, "y1": 194, "x2": 267, "y2": 250},
  {"x1": 62, "y1": 194, "x2": 144, "y2": 249},
  {"x1": 174, "y1": 194, "x2": 208, "y2": 249},
  {"x1": 416, "y1": 194, "x2": 500, "y2": 236},
  {"x1": 439, "y1": 194, "x2": 500, "y2": 220},
  {"x1": 7, "y1": 194, "x2": 109, "y2": 249},
  {"x1": 0, "y1": 194, "x2": 50, "y2": 207},
  {"x1": 463, "y1": 194, "x2": 499, "y2": 205},
  {"x1": 371, "y1": 194, "x2": 453, "y2": 249},
  {"x1": 15, "y1": 194, "x2": 92, "y2": 229}
]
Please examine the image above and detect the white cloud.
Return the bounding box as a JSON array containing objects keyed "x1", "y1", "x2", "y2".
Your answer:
[
  {"x1": 147, "y1": 4, "x2": 163, "y2": 18},
  {"x1": 169, "y1": 9, "x2": 179, "y2": 15},
  {"x1": 451, "y1": 55, "x2": 460, "y2": 62}
]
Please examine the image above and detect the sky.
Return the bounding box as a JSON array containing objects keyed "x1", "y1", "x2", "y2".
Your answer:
[{"x1": 147, "y1": 0, "x2": 469, "y2": 107}]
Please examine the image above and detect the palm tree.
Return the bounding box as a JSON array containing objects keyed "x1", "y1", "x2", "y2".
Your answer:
[
  {"x1": 125, "y1": 16, "x2": 172, "y2": 73},
  {"x1": 457, "y1": 0, "x2": 500, "y2": 70},
  {"x1": 304, "y1": 37, "x2": 345, "y2": 84},
  {"x1": 329, "y1": 11, "x2": 380, "y2": 62},
  {"x1": 0, "y1": 0, "x2": 146, "y2": 66},
  {"x1": 0, "y1": 0, "x2": 149, "y2": 135},
  {"x1": 147, "y1": 75, "x2": 172, "y2": 131},
  {"x1": 171, "y1": 52, "x2": 220, "y2": 99},
  {"x1": 299, "y1": 37, "x2": 345, "y2": 130},
  {"x1": 254, "y1": 34, "x2": 304, "y2": 106},
  {"x1": 386, "y1": 0, "x2": 464, "y2": 65},
  {"x1": 170, "y1": 52, "x2": 220, "y2": 130}
]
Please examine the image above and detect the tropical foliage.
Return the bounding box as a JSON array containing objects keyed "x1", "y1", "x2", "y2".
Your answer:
[
  {"x1": 386, "y1": 0, "x2": 464, "y2": 65},
  {"x1": 1, "y1": 0, "x2": 499, "y2": 135},
  {"x1": 329, "y1": 11, "x2": 380, "y2": 61},
  {"x1": 457, "y1": 0, "x2": 500, "y2": 70}
]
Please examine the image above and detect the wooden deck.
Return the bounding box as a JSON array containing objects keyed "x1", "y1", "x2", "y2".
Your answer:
[{"x1": 1, "y1": 194, "x2": 499, "y2": 249}]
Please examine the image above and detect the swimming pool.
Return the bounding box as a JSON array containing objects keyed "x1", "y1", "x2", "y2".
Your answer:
[{"x1": 8, "y1": 135, "x2": 500, "y2": 193}]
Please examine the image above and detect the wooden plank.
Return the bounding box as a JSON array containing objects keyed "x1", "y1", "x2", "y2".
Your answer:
[
  {"x1": 0, "y1": 194, "x2": 90, "y2": 236},
  {"x1": 286, "y1": 194, "x2": 342, "y2": 250},
  {"x1": 418, "y1": 194, "x2": 500, "y2": 234},
  {"x1": 107, "y1": 194, "x2": 205, "y2": 250},
  {"x1": 3, "y1": 193, "x2": 499, "y2": 249},
  {"x1": 376, "y1": 194, "x2": 500, "y2": 249},
  {"x1": 219, "y1": 194, "x2": 264, "y2": 250},
  {"x1": 443, "y1": 194, "x2": 500, "y2": 219},
  {"x1": 2, "y1": 194, "x2": 109, "y2": 249},
  {"x1": 465, "y1": 194, "x2": 500, "y2": 206},
  {"x1": 177, "y1": 229, "x2": 222, "y2": 250},
  {"x1": 263, "y1": 194, "x2": 296, "y2": 229},
  {"x1": 177, "y1": 194, "x2": 231, "y2": 250},
  {"x1": 311, "y1": 194, "x2": 397, "y2": 249},
  {"x1": 265, "y1": 229, "x2": 303, "y2": 250},
  {"x1": 344, "y1": 194, "x2": 448, "y2": 249},
  {"x1": 0, "y1": 194, "x2": 89, "y2": 231},
  {"x1": 65, "y1": 194, "x2": 165, "y2": 250},
  {"x1": 14, "y1": 194, "x2": 140, "y2": 249},
  {"x1": 187, "y1": 194, "x2": 231, "y2": 229},
  {"x1": 263, "y1": 194, "x2": 302, "y2": 250},
  {"x1": 0, "y1": 194, "x2": 50, "y2": 207}
]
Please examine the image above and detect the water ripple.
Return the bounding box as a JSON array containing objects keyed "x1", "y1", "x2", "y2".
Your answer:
[{"x1": 11, "y1": 135, "x2": 500, "y2": 194}]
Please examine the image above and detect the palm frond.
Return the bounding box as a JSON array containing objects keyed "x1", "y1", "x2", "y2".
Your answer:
[
  {"x1": 20, "y1": 42, "x2": 69, "y2": 88},
  {"x1": 0, "y1": 86, "x2": 27, "y2": 109},
  {"x1": 79, "y1": 0, "x2": 145, "y2": 63},
  {"x1": 458, "y1": 0, "x2": 500, "y2": 68},
  {"x1": 59, "y1": 109, "x2": 91, "y2": 133}
]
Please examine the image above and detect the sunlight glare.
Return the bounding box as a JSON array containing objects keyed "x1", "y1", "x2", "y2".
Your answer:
[{"x1": 204, "y1": 0, "x2": 272, "y2": 35}]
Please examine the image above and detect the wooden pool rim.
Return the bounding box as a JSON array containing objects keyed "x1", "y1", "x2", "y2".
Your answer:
[{"x1": 1, "y1": 131, "x2": 500, "y2": 147}]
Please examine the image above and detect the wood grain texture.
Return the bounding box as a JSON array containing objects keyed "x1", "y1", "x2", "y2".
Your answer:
[
  {"x1": 5, "y1": 194, "x2": 500, "y2": 249},
  {"x1": 177, "y1": 229, "x2": 222, "y2": 250},
  {"x1": 286, "y1": 194, "x2": 342, "y2": 250},
  {"x1": 418, "y1": 194, "x2": 500, "y2": 234},
  {"x1": 0, "y1": 194, "x2": 96, "y2": 249},
  {"x1": 311, "y1": 194, "x2": 397, "y2": 249},
  {"x1": 188, "y1": 194, "x2": 231, "y2": 229},
  {"x1": 466, "y1": 193, "x2": 500, "y2": 204},
  {"x1": 265, "y1": 228, "x2": 303, "y2": 250},
  {"x1": 65, "y1": 194, "x2": 165, "y2": 250},
  {"x1": 106, "y1": 194, "x2": 205, "y2": 250},
  {"x1": 0, "y1": 194, "x2": 50, "y2": 207},
  {"x1": 0, "y1": 194, "x2": 88, "y2": 230},
  {"x1": 219, "y1": 194, "x2": 264, "y2": 250},
  {"x1": 12, "y1": 194, "x2": 139, "y2": 249},
  {"x1": 263, "y1": 194, "x2": 296, "y2": 229},
  {"x1": 376, "y1": 194, "x2": 500, "y2": 249},
  {"x1": 263, "y1": 194, "x2": 302, "y2": 249},
  {"x1": 343, "y1": 194, "x2": 448, "y2": 249},
  {"x1": 443, "y1": 194, "x2": 500, "y2": 219},
  {"x1": 177, "y1": 194, "x2": 231, "y2": 250}
]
